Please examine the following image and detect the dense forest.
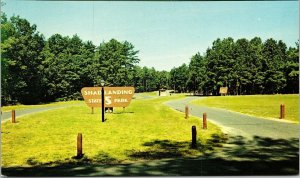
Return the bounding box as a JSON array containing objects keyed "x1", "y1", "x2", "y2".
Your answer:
[{"x1": 1, "y1": 15, "x2": 299, "y2": 105}]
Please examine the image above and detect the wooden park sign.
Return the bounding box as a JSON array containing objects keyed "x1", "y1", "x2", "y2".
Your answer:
[
  {"x1": 81, "y1": 87, "x2": 135, "y2": 108},
  {"x1": 219, "y1": 87, "x2": 228, "y2": 95}
]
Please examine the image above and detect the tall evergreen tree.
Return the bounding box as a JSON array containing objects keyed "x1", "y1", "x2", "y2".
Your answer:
[{"x1": 261, "y1": 39, "x2": 286, "y2": 94}]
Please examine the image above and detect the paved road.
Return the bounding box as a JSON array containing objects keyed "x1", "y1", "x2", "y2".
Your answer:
[
  {"x1": 1, "y1": 103, "x2": 84, "y2": 122},
  {"x1": 165, "y1": 96, "x2": 299, "y2": 139},
  {"x1": 163, "y1": 96, "x2": 299, "y2": 175}
]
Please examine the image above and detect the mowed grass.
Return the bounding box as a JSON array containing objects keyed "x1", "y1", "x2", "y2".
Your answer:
[
  {"x1": 191, "y1": 94, "x2": 299, "y2": 122},
  {"x1": 2, "y1": 95, "x2": 223, "y2": 167},
  {"x1": 1, "y1": 100, "x2": 82, "y2": 112}
]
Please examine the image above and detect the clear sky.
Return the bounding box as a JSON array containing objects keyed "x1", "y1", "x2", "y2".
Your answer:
[{"x1": 3, "y1": 1, "x2": 299, "y2": 71}]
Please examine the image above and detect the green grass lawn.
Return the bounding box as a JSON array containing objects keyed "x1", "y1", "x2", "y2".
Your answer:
[
  {"x1": 1, "y1": 100, "x2": 83, "y2": 112},
  {"x1": 2, "y1": 95, "x2": 223, "y2": 168},
  {"x1": 191, "y1": 94, "x2": 299, "y2": 122}
]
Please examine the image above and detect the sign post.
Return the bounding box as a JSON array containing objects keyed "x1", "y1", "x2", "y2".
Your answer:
[
  {"x1": 101, "y1": 86, "x2": 105, "y2": 122},
  {"x1": 100, "y1": 80, "x2": 105, "y2": 122}
]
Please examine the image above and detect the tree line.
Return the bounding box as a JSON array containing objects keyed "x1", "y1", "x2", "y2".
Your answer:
[
  {"x1": 172, "y1": 37, "x2": 299, "y2": 95},
  {"x1": 1, "y1": 15, "x2": 298, "y2": 105},
  {"x1": 1, "y1": 15, "x2": 169, "y2": 104}
]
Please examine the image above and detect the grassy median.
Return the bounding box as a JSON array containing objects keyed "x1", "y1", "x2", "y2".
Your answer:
[
  {"x1": 191, "y1": 94, "x2": 299, "y2": 122},
  {"x1": 1, "y1": 100, "x2": 83, "y2": 112},
  {"x1": 2, "y1": 94, "x2": 223, "y2": 168}
]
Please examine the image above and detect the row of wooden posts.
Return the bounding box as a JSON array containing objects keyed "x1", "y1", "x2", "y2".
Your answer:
[
  {"x1": 185, "y1": 104, "x2": 286, "y2": 119},
  {"x1": 185, "y1": 105, "x2": 208, "y2": 130},
  {"x1": 186, "y1": 106, "x2": 206, "y2": 149},
  {"x1": 8, "y1": 104, "x2": 287, "y2": 123},
  {"x1": 7, "y1": 105, "x2": 286, "y2": 158},
  {"x1": 77, "y1": 104, "x2": 287, "y2": 157},
  {"x1": 185, "y1": 104, "x2": 286, "y2": 149}
]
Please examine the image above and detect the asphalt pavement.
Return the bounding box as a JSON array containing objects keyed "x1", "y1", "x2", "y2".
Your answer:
[
  {"x1": 165, "y1": 96, "x2": 299, "y2": 139},
  {"x1": 163, "y1": 96, "x2": 299, "y2": 175}
]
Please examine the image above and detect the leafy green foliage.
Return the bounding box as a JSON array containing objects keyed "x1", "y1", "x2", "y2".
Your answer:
[
  {"x1": 93, "y1": 39, "x2": 139, "y2": 87},
  {"x1": 187, "y1": 53, "x2": 207, "y2": 94},
  {"x1": 1, "y1": 13, "x2": 298, "y2": 105},
  {"x1": 170, "y1": 64, "x2": 189, "y2": 93},
  {"x1": 1, "y1": 15, "x2": 142, "y2": 104},
  {"x1": 40, "y1": 34, "x2": 96, "y2": 101},
  {"x1": 1, "y1": 16, "x2": 45, "y2": 104},
  {"x1": 186, "y1": 37, "x2": 298, "y2": 95}
]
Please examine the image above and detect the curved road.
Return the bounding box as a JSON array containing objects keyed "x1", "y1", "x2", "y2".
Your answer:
[
  {"x1": 165, "y1": 96, "x2": 299, "y2": 139},
  {"x1": 1, "y1": 103, "x2": 84, "y2": 122},
  {"x1": 163, "y1": 96, "x2": 299, "y2": 175}
]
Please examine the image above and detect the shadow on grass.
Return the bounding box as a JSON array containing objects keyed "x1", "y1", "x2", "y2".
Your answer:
[
  {"x1": 184, "y1": 94, "x2": 215, "y2": 97},
  {"x1": 126, "y1": 140, "x2": 197, "y2": 160},
  {"x1": 111, "y1": 111, "x2": 134, "y2": 114},
  {"x1": 2, "y1": 136, "x2": 299, "y2": 176}
]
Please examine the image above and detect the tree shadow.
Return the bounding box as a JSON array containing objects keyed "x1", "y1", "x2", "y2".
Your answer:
[
  {"x1": 2, "y1": 136, "x2": 299, "y2": 176},
  {"x1": 111, "y1": 111, "x2": 135, "y2": 114},
  {"x1": 184, "y1": 94, "x2": 215, "y2": 97},
  {"x1": 126, "y1": 140, "x2": 196, "y2": 160}
]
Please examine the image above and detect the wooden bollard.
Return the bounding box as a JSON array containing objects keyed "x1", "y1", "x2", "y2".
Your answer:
[
  {"x1": 12, "y1": 110, "x2": 16, "y2": 123},
  {"x1": 185, "y1": 106, "x2": 189, "y2": 119},
  {"x1": 280, "y1": 104, "x2": 285, "y2": 119},
  {"x1": 77, "y1": 133, "x2": 83, "y2": 158},
  {"x1": 191, "y1": 126, "x2": 197, "y2": 148},
  {"x1": 203, "y1": 112, "x2": 207, "y2": 129},
  {"x1": 91, "y1": 107, "x2": 94, "y2": 114}
]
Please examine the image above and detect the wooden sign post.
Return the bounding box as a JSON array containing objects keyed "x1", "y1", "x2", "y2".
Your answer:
[
  {"x1": 185, "y1": 106, "x2": 189, "y2": 119},
  {"x1": 203, "y1": 113, "x2": 207, "y2": 129},
  {"x1": 12, "y1": 110, "x2": 16, "y2": 123},
  {"x1": 280, "y1": 104, "x2": 285, "y2": 119},
  {"x1": 191, "y1": 126, "x2": 197, "y2": 148},
  {"x1": 77, "y1": 133, "x2": 83, "y2": 158}
]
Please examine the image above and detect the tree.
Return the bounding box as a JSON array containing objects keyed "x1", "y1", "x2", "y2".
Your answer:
[
  {"x1": 157, "y1": 70, "x2": 170, "y2": 89},
  {"x1": 131, "y1": 66, "x2": 144, "y2": 92},
  {"x1": 2, "y1": 12, "x2": 298, "y2": 105},
  {"x1": 283, "y1": 42, "x2": 299, "y2": 93},
  {"x1": 187, "y1": 52, "x2": 207, "y2": 94},
  {"x1": 2, "y1": 16, "x2": 45, "y2": 104},
  {"x1": 188, "y1": 37, "x2": 297, "y2": 95},
  {"x1": 205, "y1": 38, "x2": 235, "y2": 95},
  {"x1": 170, "y1": 64, "x2": 189, "y2": 93},
  {"x1": 94, "y1": 39, "x2": 139, "y2": 87},
  {"x1": 1, "y1": 12, "x2": 14, "y2": 104},
  {"x1": 261, "y1": 39, "x2": 286, "y2": 94},
  {"x1": 248, "y1": 37, "x2": 264, "y2": 94},
  {"x1": 41, "y1": 34, "x2": 96, "y2": 101}
]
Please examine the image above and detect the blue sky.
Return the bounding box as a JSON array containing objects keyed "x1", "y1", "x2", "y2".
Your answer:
[{"x1": 3, "y1": 1, "x2": 299, "y2": 71}]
